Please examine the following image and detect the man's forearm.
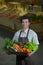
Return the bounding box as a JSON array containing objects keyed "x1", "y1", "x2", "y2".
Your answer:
[{"x1": 28, "y1": 50, "x2": 36, "y2": 56}]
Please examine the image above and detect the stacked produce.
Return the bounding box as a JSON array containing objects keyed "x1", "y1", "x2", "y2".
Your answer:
[{"x1": 4, "y1": 38, "x2": 38, "y2": 53}]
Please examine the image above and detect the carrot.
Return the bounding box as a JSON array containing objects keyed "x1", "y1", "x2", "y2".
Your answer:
[{"x1": 13, "y1": 44, "x2": 20, "y2": 51}]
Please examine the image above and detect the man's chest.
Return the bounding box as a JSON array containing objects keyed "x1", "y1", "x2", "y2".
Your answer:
[{"x1": 20, "y1": 32, "x2": 33, "y2": 42}]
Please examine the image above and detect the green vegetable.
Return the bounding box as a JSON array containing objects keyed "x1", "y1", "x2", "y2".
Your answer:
[
  {"x1": 24, "y1": 42, "x2": 38, "y2": 51},
  {"x1": 4, "y1": 38, "x2": 17, "y2": 51}
]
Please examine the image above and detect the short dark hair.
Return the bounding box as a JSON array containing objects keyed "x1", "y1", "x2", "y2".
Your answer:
[{"x1": 20, "y1": 15, "x2": 31, "y2": 23}]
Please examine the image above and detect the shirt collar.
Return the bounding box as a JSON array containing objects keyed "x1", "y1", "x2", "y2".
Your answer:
[{"x1": 24, "y1": 28, "x2": 29, "y2": 34}]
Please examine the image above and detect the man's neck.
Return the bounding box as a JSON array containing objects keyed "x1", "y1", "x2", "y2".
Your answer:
[{"x1": 22, "y1": 27, "x2": 29, "y2": 31}]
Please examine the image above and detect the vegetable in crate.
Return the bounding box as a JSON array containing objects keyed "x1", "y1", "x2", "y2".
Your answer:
[
  {"x1": 13, "y1": 44, "x2": 31, "y2": 53},
  {"x1": 24, "y1": 42, "x2": 38, "y2": 51},
  {"x1": 13, "y1": 44, "x2": 21, "y2": 52},
  {"x1": 4, "y1": 38, "x2": 17, "y2": 51},
  {"x1": 4, "y1": 38, "x2": 38, "y2": 53},
  {"x1": 22, "y1": 48, "x2": 31, "y2": 53}
]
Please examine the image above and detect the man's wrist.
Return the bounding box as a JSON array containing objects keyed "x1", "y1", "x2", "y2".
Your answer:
[{"x1": 28, "y1": 51, "x2": 36, "y2": 56}]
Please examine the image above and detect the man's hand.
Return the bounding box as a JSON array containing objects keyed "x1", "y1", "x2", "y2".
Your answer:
[
  {"x1": 28, "y1": 51, "x2": 34, "y2": 56},
  {"x1": 28, "y1": 50, "x2": 37, "y2": 56},
  {"x1": 28, "y1": 45, "x2": 39, "y2": 56}
]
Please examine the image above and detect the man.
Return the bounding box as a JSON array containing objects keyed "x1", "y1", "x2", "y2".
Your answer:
[{"x1": 13, "y1": 15, "x2": 39, "y2": 65}]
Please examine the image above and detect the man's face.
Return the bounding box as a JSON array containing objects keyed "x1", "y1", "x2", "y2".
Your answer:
[{"x1": 21, "y1": 19, "x2": 30, "y2": 29}]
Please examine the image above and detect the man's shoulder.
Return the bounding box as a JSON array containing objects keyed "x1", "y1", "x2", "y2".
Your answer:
[
  {"x1": 15, "y1": 30, "x2": 21, "y2": 34},
  {"x1": 29, "y1": 29, "x2": 37, "y2": 35}
]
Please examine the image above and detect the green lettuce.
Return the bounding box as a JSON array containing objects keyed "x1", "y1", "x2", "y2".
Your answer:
[{"x1": 24, "y1": 42, "x2": 38, "y2": 51}]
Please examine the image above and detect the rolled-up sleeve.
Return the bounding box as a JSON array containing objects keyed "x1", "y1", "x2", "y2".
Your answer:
[
  {"x1": 12, "y1": 33, "x2": 18, "y2": 41},
  {"x1": 33, "y1": 33, "x2": 39, "y2": 45},
  {"x1": 12, "y1": 31, "x2": 20, "y2": 41}
]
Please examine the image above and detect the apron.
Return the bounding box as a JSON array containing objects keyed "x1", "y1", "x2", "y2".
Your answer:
[
  {"x1": 18, "y1": 29, "x2": 29, "y2": 47},
  {"x1": 16, "y1": 29, "x2": 34, "y2": 65}
]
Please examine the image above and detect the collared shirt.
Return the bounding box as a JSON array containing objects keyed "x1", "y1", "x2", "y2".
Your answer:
[{"x1": 13, "y1": 29, "x2": 39, "y2": 45}]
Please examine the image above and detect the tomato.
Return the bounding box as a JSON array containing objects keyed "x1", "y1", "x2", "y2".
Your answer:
[
  {"x1": 22, "y1": 48, "x2": 31, "y2": 53},
  {"x1": 22, "y1": 48, "x2": 27, "y2": 52},
  {"x1": 13, "y1": 44, "x2": 31, "y2": 53}
]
